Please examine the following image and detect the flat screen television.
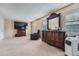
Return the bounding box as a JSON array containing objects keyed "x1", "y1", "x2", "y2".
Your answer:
[{"x1": 14, "y1": 21, "x2": 28, "y2": 30}]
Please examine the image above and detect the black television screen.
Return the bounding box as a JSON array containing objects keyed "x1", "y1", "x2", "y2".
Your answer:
[{"x1": 14, "y1": 21, "x2": 28, "y2": 30}]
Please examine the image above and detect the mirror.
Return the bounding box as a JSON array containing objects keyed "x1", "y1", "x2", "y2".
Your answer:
[
  {"x1": 47, "y1": 13, "x2": 61, "y2": 30},
  {"x1": 49, "y1": 17, "x2": 59, "y2": 30}
]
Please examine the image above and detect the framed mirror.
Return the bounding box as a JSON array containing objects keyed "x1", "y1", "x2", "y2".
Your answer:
[{"x1": 47, "y1": 13, "x2": 61, "y2": 30}]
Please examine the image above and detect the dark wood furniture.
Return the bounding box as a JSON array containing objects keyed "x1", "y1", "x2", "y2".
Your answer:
[
  {"x1": 42, "y1": 13, "x2": 65, "y2": 50},
  {"x1": 42, "y1": 30, "x2": 65, "y2": 50},
  {"x1": 14, "y1": 21, "x2": 27, "y2": 37},
  {"x1": 15, "y1": 29, "x2": 26, "y2": 37}
]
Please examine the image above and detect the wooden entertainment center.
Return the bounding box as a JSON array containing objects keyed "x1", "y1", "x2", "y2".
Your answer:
[
  {"x1": 42, "y1": 13, "x2": 65, "y2": 50},
  {"x1": 15, "y1": 29, "x2": 26, "y2": 37},
  {"x1": 14, "y1": 21, "x2": 27, "y2": 37}
]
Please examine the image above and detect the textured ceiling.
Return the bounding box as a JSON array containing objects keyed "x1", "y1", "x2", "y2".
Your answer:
[{"x1": 0, "y1": 3, "x2": 70, "y2": 21}]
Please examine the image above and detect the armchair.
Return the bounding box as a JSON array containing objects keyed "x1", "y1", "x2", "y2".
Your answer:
[{"x1": 30, "y1": 30, "x2": 40, "y2": 40}]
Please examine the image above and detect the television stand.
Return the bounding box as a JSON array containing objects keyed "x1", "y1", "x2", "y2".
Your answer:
[{"x1": 15, "y1": 29, "x2": 26, "y2": 37}]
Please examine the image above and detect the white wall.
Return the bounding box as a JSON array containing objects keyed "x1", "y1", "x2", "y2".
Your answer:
[
  {"x1": 55, "y1": 4, "x2": 79, "y2": 28},
  {"x1": 4, "y1": 19, "x2": 15, "y2": 38},
  {"x1": 31, "y1": 4, "x2": 79, "y2": 33},
  {"x1": 0, "y1": 16, "x2": 4, "y2": 39},
  {"x1": 31, "y1": 16, "x2": 48, "y2": 33},
  {"x1": 26, "y1": 22, "x2": 31, "y2": 37}
]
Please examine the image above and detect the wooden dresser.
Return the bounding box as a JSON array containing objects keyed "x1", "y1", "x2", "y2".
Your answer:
[{"x1": 42, "y1": 30, "x2": 65, "y2": 50}]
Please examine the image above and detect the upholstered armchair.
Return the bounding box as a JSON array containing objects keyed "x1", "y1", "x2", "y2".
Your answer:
[{"x1": 30, "y1": 30, "x2": 40, "y2": 40}]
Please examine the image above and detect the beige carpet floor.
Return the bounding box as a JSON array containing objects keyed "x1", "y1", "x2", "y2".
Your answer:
[{"x1": 0, "y1": 36, "x2": 65, "y2": 56}]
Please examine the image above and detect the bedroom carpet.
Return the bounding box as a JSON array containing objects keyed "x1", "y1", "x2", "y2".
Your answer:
[{"x1": 0, "y1": 36, "x2": 64, "y2": 56}]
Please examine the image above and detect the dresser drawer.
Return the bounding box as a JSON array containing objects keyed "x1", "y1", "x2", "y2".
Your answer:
[{"x1": 42, "y1": 31, "x2": 65, "y2": 50}]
